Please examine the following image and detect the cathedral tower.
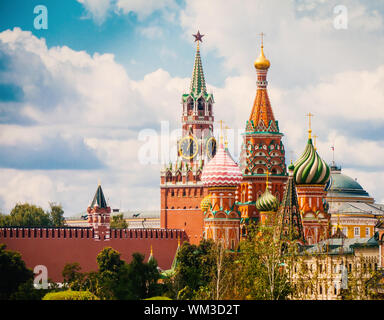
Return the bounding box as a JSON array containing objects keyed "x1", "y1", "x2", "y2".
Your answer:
[
  {"x1": 201, "y1": 138, "x2": 243, "y2": 250},
  {"x1": 160, "y1": 31, "x2": 216, "y2": 244},
  {"x1": 293, "y1": 116, "x2": 331, "y2": 244},
  {"x1": 237, "y1": 36, "x2": 288, "y2": 234}
]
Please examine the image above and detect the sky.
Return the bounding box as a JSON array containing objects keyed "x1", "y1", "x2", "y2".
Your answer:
[{"x1": 0, "y1": 0, "x2": 383, "y2": 216}]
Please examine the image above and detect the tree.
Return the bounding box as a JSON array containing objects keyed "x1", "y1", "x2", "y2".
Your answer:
[
  {"x1": 110, "y1": 213, "x2": 128, "y2": 229},
  {"x1": 62, "y1": 248, "x2": 162, "y2": 300},
  {"x1": 48, "y1": 202, "x2": 65, "y2": 227},
  {"x1": 234, "y1": 221, "x2": 293, "y2": 300},
  {"x1": 121, "y1": 252, "x2": 161, "y2": 300},
  {"x1": 0, "y1": 244, "x2": 34, "y2": 299},
  {"x1": 6, "y1": 203, "x2": 51, "y2": 227},
  {"x1": 62, "y1": 262, "x2": 83, "y2": 289},
  {"x1": 173, "y1": 239, "x2": 216, "y2": 299},
  {"x1": 0, "y1": 202, "x2": 66, "y2": 227}
]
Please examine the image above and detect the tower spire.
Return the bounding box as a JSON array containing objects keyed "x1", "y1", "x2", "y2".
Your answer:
[
  {"x1": 248, "y1": 34, "x2": 276, "y2": 131},
  {"x1": 190, "y1": 31, "x2": 207, "y2": 96}
]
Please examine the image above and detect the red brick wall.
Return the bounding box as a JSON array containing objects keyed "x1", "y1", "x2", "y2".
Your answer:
[
  {"x1": 161, "y1": 186, "x2": 207, "y2": 245},
  {"x1": 0, "y1": 228, "x2": 183, "y2": 282}
]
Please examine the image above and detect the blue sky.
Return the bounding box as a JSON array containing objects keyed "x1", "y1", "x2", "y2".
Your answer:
[
  {"x1": 0, "y1": 0, "x2": 228, "y2": 85},
  {"x1": 0, "y1": 0, "x2": 383, "y2": 215}
]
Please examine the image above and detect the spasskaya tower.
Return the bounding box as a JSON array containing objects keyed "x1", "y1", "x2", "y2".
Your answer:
[{"x1": 160, "y1": 31, "x2": 216, "y2": 244}]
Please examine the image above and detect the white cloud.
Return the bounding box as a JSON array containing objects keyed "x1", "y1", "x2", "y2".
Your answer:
[
  {"x1": 0, "y1": 28, "x2": 189, "y2": 214},
  {"x1": 138, "y1": 26, "x2": 164, "y2": 39},
  {"x1": 1, "y1": 2, "x2": 384, "y2": 217},
  {"x1": 77, "y1": 0, "x2": 113, "y2": 24},
  {"x1": 77, "y1": 0, "x2": 178, "y2": 24},
  {"x1": 180, "y1": 0, "x2": 384, "y2": 87},
  {"x1": 116, "y1": 0, "x2": 177, "y2": 20}
]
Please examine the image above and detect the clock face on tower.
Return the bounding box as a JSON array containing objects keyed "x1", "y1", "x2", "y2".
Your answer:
[
  {"x1": 178, "y1": 135, "x2": 198, "y2": 160},
  {"x1": 206, "y1": 136, "x2": 217, "y2": 160}
]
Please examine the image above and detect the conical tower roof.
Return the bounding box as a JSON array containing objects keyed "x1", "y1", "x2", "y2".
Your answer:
[
  {"x1": 278, "y1": 165, "x2": 305, "y2": 243},
  {"x1": 190, "y1": 42, "x2": 207, "y2": 96},
  {"x1": 90, "y1": 184, "x2": 108, "y2": 209}
]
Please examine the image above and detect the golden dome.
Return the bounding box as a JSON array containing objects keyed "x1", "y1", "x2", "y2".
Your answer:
[
  {"x1": 200, "y1": 195, "x2": 212, "y2": 212},
  {"x1": 254, "y1": 46, "x2": 270, "y2": 70}
]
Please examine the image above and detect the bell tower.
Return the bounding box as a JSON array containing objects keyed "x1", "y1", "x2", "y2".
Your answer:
[{"x1": 160, "y1": 31, "x2": 215, "y2": 245}]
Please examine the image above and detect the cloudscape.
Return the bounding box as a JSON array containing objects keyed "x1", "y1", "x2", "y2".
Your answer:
[{"x1": 0, "y1": 0, "x2": 383, "y2": 216}]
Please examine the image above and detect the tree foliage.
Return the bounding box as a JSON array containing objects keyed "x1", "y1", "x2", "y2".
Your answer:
[
  {"x1": 62, "y1": 247, "x2": 162, "y2": 300},
  {"x1": 0, "y1": 243, "x2": 34, "y2": 299},
  {"x1": 0, "y1": 202, "x2": 65, "y2": 227},
  {"x1": 173, "y1": 239, "x2": 216, "y2": 299},
  {"x1": 110, "y1": 214, "x2": 128, "y2": 229},
  {"x1": 232, "y1": 222, "x2": 293, "y2": 300},
  {"x1": 42, "y1": 290, "x2": 99, "y2": 300}
]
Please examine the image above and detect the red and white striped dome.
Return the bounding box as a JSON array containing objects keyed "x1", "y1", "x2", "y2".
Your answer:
[{"x1": 202, "y1": 143, "x2": 243, "y2": 187}]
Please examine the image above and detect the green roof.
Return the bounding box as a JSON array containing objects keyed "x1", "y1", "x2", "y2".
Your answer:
[
  {"x1": 90, "y1": 185, "x2": 108, "y2": 209},
  {"x1": 326, "y1": 169, "x2": 371, "y2": 198},
  {"x1": 181, "y1": 44, "x2": 214, "y2": 102}
]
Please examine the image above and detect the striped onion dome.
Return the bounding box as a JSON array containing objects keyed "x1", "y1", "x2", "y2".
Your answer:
[
  {"x1": 256, "y1": 187, "x2": 279, "y2": 212},
  {"x1": 200, "y1": 195, "x2": 211, "y2": 212},
  {"x1": 201, "y1": 143, "x2": 243, "y2": 187},
  {"x1": 294, "y1": 138, "x2": 330, "y2": 185}
]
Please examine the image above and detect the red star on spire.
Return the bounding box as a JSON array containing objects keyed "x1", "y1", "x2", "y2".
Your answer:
[{"x1": 193, "y1": 30, "x2": 204, "y2": 42}]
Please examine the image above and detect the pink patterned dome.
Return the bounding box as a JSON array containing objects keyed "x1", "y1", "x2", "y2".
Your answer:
[{"x1": 202, "y1": 143, "x2": 243, "y2": 187}]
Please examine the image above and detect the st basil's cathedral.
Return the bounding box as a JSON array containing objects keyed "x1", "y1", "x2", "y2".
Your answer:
[{"x1": 160, "y1": 32, "x2": 354, "y2": 248}]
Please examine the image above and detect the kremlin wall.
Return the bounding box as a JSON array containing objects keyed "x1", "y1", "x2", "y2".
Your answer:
[{"x1": 1, "y1": 33, "x2": 384, "y2": 284}]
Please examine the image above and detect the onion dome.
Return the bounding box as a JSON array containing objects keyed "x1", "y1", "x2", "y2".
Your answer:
[
  {"x1": 294, "y1": 138, "x2": 330, "y2": 185},
  {"x1": 201, "y1": 143, "x2": 243, "y2": 187},
  {"x1": 200, "y1": 195, "x2": 212, "y2": 212},
  {"x1": 256, "y1": 187, "x2": 279, "y2": 212},
  {"x1": 254, "y1": 45, "x2": 270, "y2": 70}
]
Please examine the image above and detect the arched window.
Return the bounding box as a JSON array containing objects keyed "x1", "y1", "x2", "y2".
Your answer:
[
  {"x1": 187, "y1": 99, "x2": 193, "y2": 115},
  {"x1": 197, "y1": 98, "x2": 204, "y2": 115}
]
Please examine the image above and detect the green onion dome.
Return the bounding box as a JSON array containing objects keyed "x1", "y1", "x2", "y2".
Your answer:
[
  {"x1": 256, "y1": 187, "x2": 279, "y2": 212},
  {"x1": 293, "y1": 138, "x2": 330, "y2": 185}
]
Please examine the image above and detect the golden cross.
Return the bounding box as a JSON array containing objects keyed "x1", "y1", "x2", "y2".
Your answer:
[
  {"x1": 306, "y1": 112, "x2": 314, "y2": 139},
  {"x1": 313, "y1": 134, "x2": 318, "y2": 150},
  {"x1": 259, "y1": 32, "x2": 265, "y2": 47},
  {"x1": 219, "y1": 120, "x2": 224, "y2": 144},
  {"x1": 224, "y1": 125, "x2": 230, "y2": 147}
]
